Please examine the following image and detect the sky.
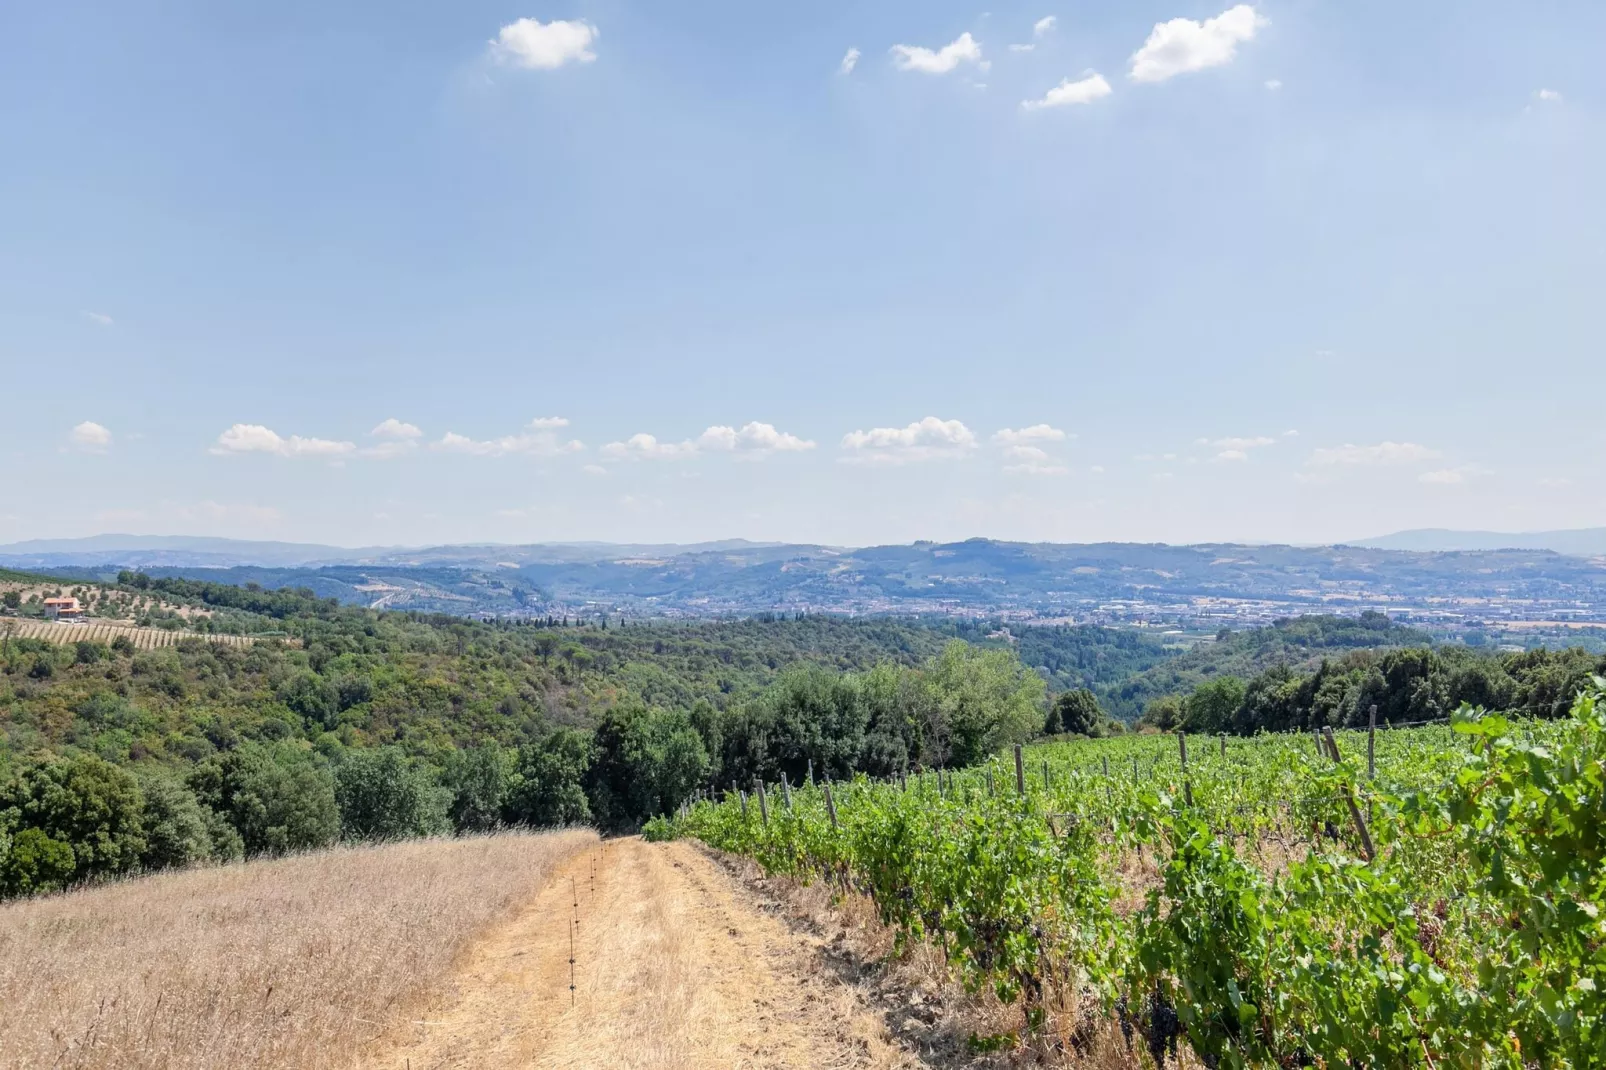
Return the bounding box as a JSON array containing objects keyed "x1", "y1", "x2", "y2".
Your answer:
[{"x1": 2, "y1": 1, "x2": 1602, "y2": 549}]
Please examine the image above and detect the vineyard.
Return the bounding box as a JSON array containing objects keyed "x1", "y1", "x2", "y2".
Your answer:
[
  {"x1": 660, "y1": 687, "x2": 1606, "y2": 1068},
  {"x1": 0, "y1": 619, "x2": 265, "y2": 649}
]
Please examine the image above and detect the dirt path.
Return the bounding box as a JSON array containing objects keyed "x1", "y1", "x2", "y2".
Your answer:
[{"x1": 362, "y1": 837, "x2": 908, "y2": 1070}]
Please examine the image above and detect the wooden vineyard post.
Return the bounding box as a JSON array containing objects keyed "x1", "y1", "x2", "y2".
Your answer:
[
  {"x1": 1179, "y1": 731, "x2": 1193, "y2": 808},
  {"x1": 755, "y1": 779, "x2": 769, "y2": 827},
  {"x1": 807, "y1": 758, "x2": 814, "y2": 786},
  {"x1": 1220, "y1": 733, "x2": 1227, "y2": 757},
  {"x1": 1043, "y1": 760, "x2": 1051, "y2": 791},
  {"x1": 822, "y1": 782, "x2": 839, "y2": 828},
  {"x1": 739, "y1": 789, "x2": 748, "y2": 819},
  {"x1": 1014, "y1": 745, "x2": 1026, "y2": 796},
  {"x1": 1102, "y1": 755, "x2": 1109, "y2": 778},
  {"x1": 1368, "y1": 705, "x2": 1377, "y2": 781},
  {"x1": 986, "y1": 769, "x2": 995, "y2": 798},
  {"x1": 782, "y1": 776, "x2": 793, "y2": 812},
  {"x1": 1322, "y1": 727, "x2": 1376, "y2": 862},
  {"x1": 1133, "y1": 755, "x2": 1139, "y2": 783}
]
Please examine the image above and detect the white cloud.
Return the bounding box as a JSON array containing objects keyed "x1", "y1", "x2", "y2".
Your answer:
[
  {"x1": 582, "y1": 464, "x2": 609, "y2": 477},
  {"x1": 697, "y1": 421, "x2": 816, "y2": 455},
  {"x1": 1089, "y1": 465, "x2": 1106, "y2": 474},
  {"x1": 839, "y1": 47, "x2": 861, "y2": 74},
  {"x1": 370, "y1": 418, "x2": 422, "y2": 439},
  {"x1": 69, "y1": 421, "x2": 112, "y2": 452},
  {"x1": 1536, "y1": 88, "x2": 1562, "y2": 102},
  {"x1": 1215, "y1": 449, "x2": 1248, "y2": 462},
  {"x1": 81, "y1": 310, "x2": 114, "y2": 326},
  {"x1": 1308, "y1": 441, "x2": 1441, "y2": 466},
  {"x1": 528, "y1": 416, "x2": 570, "y2": 429},
  {"x1": 841, "y1": 417, "x2": 978, "y2": 465},
  {"x1": 1005, "y1": 461, "x2": 1070, "y2": 476},
  {"x1": 490, "y1": 18, "x2": 598, "y2": 70},
  {"x1": 1003, "y1": 444, "x2": 1050, "y2": 462},
  {"x1": 1282, "y1": 429, "x2": 1299, "y2": 437},
  {"x1": 1539, "y1": 476, "x2": 1572, "y2": 488},
  {"x1": 436, "y1": 426, "x2": 584, "y2": 457},
  {"x1": 1021, "y1": 72, "x2": 1112, "y2": 109},
  {"x1": 1209, "y1": 435, "x2": 1275, "y2": 451},
  {"x1": 1264, "y1": 78, "x2": 1282, "y2": 90},
  {"x1": 993, "y1": 424, "x2": 1069, "y2": 445},
  {"x1": 1129, "y1": 4, "x2": 1265, "y2": 83},
  {"x1": 1419, "y1": 465, "x2": 1492, "y2": 485},
  {"x1": 601, "y1": 433, "x2": 699, "y2": 461},
  {"x1": 1034, "y1": 15, "x2": 1058, "y2": 36},
  {"x1": 1009, "y1": 43, "x2": 1036, "y2": 52},
  {"x1": 891, "y1": 32, "x2": 983, "y2": 74},
  {"x1": 212, "y1": 424, "x2": 355, "y2": 458}
]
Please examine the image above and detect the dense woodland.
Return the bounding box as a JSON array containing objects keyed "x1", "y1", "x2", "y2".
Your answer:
[{"x1": 2, "y1": 571, "x2": 1601, "y2": 900}]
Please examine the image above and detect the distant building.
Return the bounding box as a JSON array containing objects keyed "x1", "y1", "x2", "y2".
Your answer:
[{"x1": 43, "y1": 597, "x2": 85, "y2": 620}]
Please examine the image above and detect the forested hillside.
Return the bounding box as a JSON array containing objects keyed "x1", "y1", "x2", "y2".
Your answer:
[{"x1": 6, "y1": 571, "x2": 1602, "y2": 904}]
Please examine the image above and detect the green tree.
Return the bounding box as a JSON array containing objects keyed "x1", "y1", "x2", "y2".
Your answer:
[
  {"x1": 586, "y1": 705, "x2": 709, "y2": 828},
  {"x1": 333, "y1": 747, "x2": 450, "y2": 842},
  {"x1": 443, "y1": 743, "x2": 512, "y2": 833},
  {"x1": 138, "y1": 776, "x2": 240, "y2": 870},
  {"x1": 279, "y1": 671, "x2": 338, "y2": 727},
  {"x1": 505, "y1": 729, "x2": 592, "y2": 827},
  {"x1": 1184, "y1": 676, "x2": 1247, "y2": 734},
  {"x1": 188, "y1": 745, "x2": 339, "y2": 856},
  {"x1": 1, "y1": 827, "x2": 77, "y2": 896},
  {"x1": 0, "y1": 754, "x2": 146, "y2": 883},
  {"x1": 1048, "y1": 688, "x2": 1104, "y2": 736},
  {"x1": 923, "y1": 641, "x2": 1046, "y2": 766}
]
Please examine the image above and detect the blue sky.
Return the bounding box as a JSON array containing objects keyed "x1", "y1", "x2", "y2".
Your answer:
[{"x1": 2, "y1": 1, "x2": 1601, "y2": 548}]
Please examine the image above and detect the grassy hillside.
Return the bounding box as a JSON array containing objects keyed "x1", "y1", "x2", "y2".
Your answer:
[{"x1": 0, "y1": 829, "x2": 593, "y2": 1070}]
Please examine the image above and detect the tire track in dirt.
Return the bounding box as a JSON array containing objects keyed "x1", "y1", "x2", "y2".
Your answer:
[{"x1": 361, "y1": 837, "x2": 909, "y2": 1070}]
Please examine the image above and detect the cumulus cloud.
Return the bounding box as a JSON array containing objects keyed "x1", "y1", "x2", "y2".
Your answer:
[
  {"x1": 1308, "y1": 441, "x2": 1441, "y2": 466},
  {"x1": 490, "y1": 18, "x2": 598, "y2": 69},
  {"x1": 839, "y1": 47, "x2": 861, "y2": 74},
  {"x1": 993, "y1": 424, "x2": 1069, "y2": 445},
  {"x1": 1264, "y1": 78, "x2": 1282, "y2": 90},
  {"x1": 435, "y1": 423, "x2": 585, "y2": 457},
  {"x1": 69, "y1": 421, "x2": 112, "y2": 452},
  {"x1": 1536, "y1": 88, "x2": 1562, "y2": 102},
  {"x1": 370, "y1": 418, "x2": 422, "y2": 439},
  {"x1": 601, "y1": 433, "x2": 700, "y2": 461},
  {"x1": 1021, "y1": 72, "x2": 1112, "y2": 109},
  {"x1": 212, "y1": 424, "x2": 355, "y2": 458},
  {"x1": 1034, "y1": 15, "x2": 1058, "y2": 36},
  {"x1": 1129, "y1": 4, "x2": 1265, "y2": 83},
  {"x1": 891, "y1": 32, "x2": 983, "y2": 74},
  {"x1": 81, "y1": 310, "x2": 114, "y2": 326},
  {"x1": 841, "y1": 417, "x2": 978, "y2": 465},
  {"x1": 697, "y1": 422, "x2": 816, "y2": 455}
]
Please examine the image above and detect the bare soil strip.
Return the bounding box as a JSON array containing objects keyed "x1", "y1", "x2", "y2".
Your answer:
[{"x1": 362, "y1": 837, "x2": 910, "y2": 1070}]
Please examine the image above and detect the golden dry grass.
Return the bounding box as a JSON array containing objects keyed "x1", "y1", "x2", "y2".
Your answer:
[{"x1": 0, "y1": 829, "x2": 595, "y2": 1070}]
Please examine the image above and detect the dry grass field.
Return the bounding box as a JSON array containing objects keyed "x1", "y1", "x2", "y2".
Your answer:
[{"x1": 0, "y1": 829, "x2": 595, "y2": 1070}]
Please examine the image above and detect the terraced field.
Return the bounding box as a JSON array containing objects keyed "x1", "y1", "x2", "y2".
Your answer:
[{"x1": 0, "y1": 618, "x2": 269, "y2": 649}]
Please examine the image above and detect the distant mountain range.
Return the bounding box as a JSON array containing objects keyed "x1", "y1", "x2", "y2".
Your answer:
[
  {"x1": 7, "y1": 534, "x2": 1606, "y2": 636},
  {"x1": 1352, "y1": 527, "x2": 1606, "y2": 556}
]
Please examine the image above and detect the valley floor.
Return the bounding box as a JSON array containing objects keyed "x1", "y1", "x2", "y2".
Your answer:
[{"x1": 362, "y1": 837, "x2": 910, "y2": 1070}]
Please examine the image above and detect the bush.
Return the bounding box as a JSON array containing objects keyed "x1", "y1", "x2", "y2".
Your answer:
[
  {"x1": 138, "y1": 776, "x2": 235, "y2": 871},
  {"x1": 0, "y1": 827, "x2": 77, "y2": 896},
  {"x1": 443, "y1": 744, "x2": 512, "y2": 833}
]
